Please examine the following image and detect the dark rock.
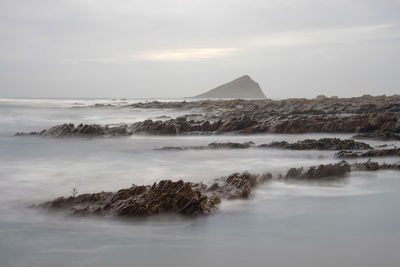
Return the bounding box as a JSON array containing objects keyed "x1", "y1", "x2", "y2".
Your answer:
[
  {"x1": 352, "y1": 132, "x2": 400, "y2": 141},
  {"x1": 158, "y1": 141, "x2": 255, "y2": 151},
  {"x1": 284, "y1": 161, "x2": 351, "y2": 179},
  {"x1": 352, "y1": 160, "x2": 400, "y2": 171},
  {"x1": 208, "y1": 172, "x2": 272, "y2": 199},
  {"x1": 39, "y1": 180, "x2": 218, "y2": 217},
  {"x1": 335, "y1": 148, "x2": 400, "y2": 158},
  {"x1": 259, "y1": 138, "x2": 372, "y2": 150}
]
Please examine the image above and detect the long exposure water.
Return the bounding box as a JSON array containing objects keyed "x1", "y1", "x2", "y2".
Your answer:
[{"x1": 1, "y1": 98, "x2": 400, "y2": 267}]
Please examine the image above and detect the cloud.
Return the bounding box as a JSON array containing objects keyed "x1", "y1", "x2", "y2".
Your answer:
[{"x1": 129, "y1": 48, "x2": 240, "y2": 61}]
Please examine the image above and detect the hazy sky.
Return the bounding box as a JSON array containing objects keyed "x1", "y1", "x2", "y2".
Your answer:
[{"x1": 1, "y1": 0, "x2": 399, "y2": 99}]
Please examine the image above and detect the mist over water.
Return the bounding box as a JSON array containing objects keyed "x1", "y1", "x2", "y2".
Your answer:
[{"x1": 1, "y1": 99, "x2": 400, "y2": 267}]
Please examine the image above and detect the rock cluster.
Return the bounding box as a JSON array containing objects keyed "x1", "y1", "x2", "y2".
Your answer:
[
  {"x1": 16, "y1": 93, "x2": 400, "y2": 137},
  {"x1": 36, "y1": 160, "x2": 400, "y2": 218}
]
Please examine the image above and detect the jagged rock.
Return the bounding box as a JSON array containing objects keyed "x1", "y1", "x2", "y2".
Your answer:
[
  {"x1": 39, "y1": 180, "x2": 218, "y2": 217},
  {"x1": 284, "y1": 161, "x2": 351, "y2": 179},
  {"x1": 335, "y1": 148, "x2": 400, "y2": 158},
  {"x1": 193, "y1": 75, "x2": 266, "y2": 99},
  {"x1": 259, "y1": 138, "x2": 371, "y2": 150}
]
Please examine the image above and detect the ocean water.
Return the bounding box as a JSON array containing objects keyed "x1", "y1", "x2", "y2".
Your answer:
[{"x1": 1, "y1": 98, "x2": 400, "y2": 267}]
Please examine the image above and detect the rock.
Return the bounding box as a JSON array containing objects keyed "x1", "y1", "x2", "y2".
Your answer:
[
  {"x1": 193, "y1": 75, "x2": 267, "y2": 99},
  {"x1": 158, "y1": 141, "x2": 255, "y2": 151},
  {"x1": 35, "y1": 160, "x2": 400, "y2": 219},
  {"x1": 16, "y1": 123, "x2": 132, "y2": 137},
  {"x1": 335, "y1": 148, "x2": 400, "y2": 158},
  {"x1": 352, "y1": 132, "x2": 400, "y2": 141},
  {"x1": 208, "y1": 172, "x2": 272, "y2": 199},
  {"x1": 284, "y1": 161, "x2": 351, "y2": 179},
  {"x1": 39, "y1": 180, "x2": 218, "y2": 217},
  {"x1": 352, "y1": 160, "x2": 400, "y2": 171},
  {"x1": 259, "y1": 138, "x2": 372, "y2": 150}
]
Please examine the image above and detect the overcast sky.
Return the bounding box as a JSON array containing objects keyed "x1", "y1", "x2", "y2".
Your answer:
[{"x1": 0, "y1": 0, "x2": 399, "y2": 99}]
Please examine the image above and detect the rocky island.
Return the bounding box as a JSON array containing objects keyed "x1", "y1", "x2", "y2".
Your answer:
[{"x1": 193, "y1": 75, "x2": 266, "y2": 99}]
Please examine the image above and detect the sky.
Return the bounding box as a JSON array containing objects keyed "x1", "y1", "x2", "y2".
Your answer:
[{"x1": 0, "y1": 0, "x2": 399, "y2": 99}]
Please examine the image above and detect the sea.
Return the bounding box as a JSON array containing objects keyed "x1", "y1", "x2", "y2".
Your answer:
[{"x1": 0, "y1": 98, "x2": 400, "y2": 267}]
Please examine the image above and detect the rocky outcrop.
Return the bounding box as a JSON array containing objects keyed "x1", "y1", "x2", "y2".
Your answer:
[
  {"x1": 283, "y1": 161, "x2": 351, "y2": 180},
  {"x1": 208, "y1": 172, "x2": 272, "y2": 199},
  {"x1": 38, "y1": 172, "x2": 272, "y2": 217},
  {"x1": 335, "y1": 148, "x2": 400, "y2": 158},
  {"x1": 39, "y1": 180, "x2": 219, "y2": 217},
  {"x1": 352, "y1": 160, "x2": 400, "y2": 171},
  {"x1": 259, "y1": 138, "x2": 372, "y2": 150},
  {"x1": 35, "y1": 160, "x2": 400, "y2": 218},
  {"x1": 352, "y1": 132, "x2": 400, "y2": 141},
  {"x1": 159, "y1": 139, "x2": 371, "y2": 151},
  {"x1": 15, "y1": 123, "x2": 132, "y2": 137},
  {"x1": 193, "y1": 75, "x2": 266, "y2": 99},
  {"x1": 159, "y1": 141, "x2": 255, "y2": 151},
  {"x1": 15, "y1": 112, "x2": 400, "y2": 137}
]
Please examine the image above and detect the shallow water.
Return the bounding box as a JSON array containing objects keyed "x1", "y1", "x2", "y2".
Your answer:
[{"x1": 1, "y1": 98, "x2": 400, "y2": 267}]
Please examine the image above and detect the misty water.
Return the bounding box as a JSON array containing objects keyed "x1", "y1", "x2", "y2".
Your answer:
[{"x1": 1, "y1": 98, "x2": 400, "y2": 267}]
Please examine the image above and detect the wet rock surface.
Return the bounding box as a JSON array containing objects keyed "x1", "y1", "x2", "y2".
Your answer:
[{"x1": 335, "y1": 148, "x2": 400, "y2": 158}]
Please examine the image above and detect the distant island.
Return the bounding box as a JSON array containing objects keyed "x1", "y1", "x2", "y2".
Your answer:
[{"x1": 193, "y1": 75, "x2": 266, "y2": 99}]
